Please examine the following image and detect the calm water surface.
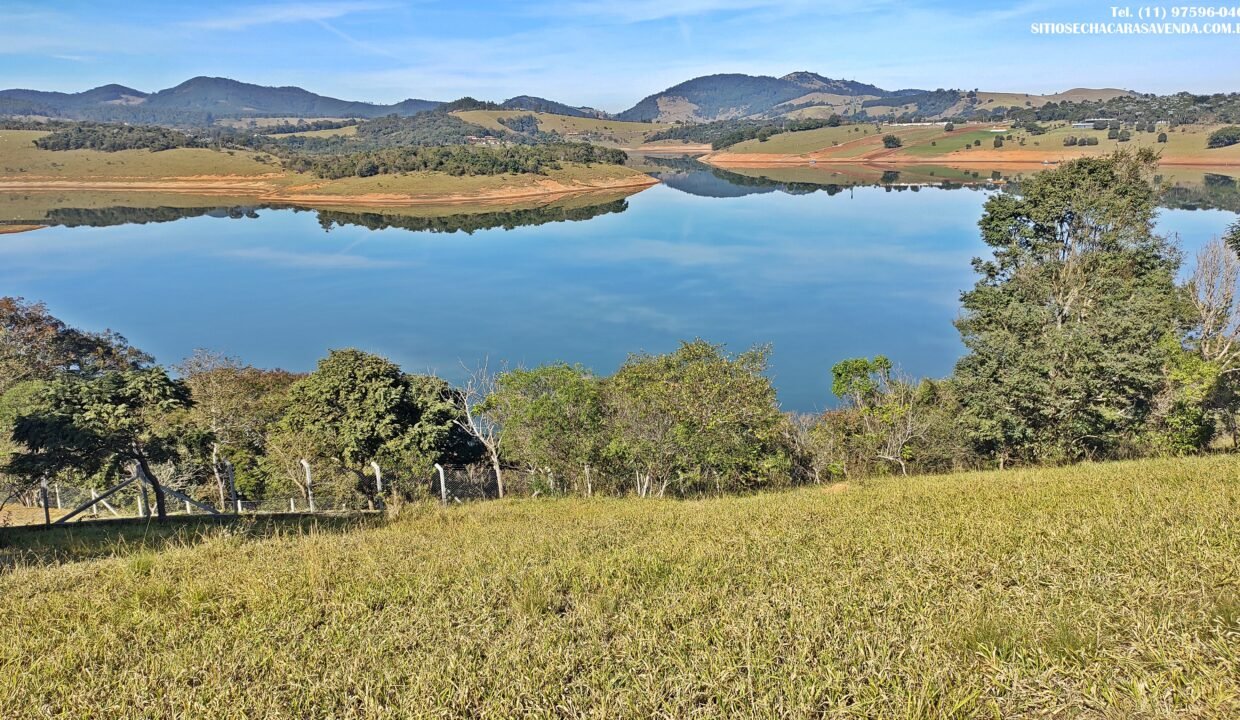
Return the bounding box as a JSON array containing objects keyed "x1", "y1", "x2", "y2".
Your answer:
[{"x1": 1, "y1": 174, "x2": 1234, "y2": 411}]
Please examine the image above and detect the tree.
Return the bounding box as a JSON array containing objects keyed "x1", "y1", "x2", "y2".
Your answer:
[
  {"x1": 0, "y1": 297, "x2": 150, "y2": 397},
  {"x1": 882, "y1": 134, "x2": 902, "y2": 149},
  {"x1": 604, "y1": 341, "x2": 791, "y2": 496},
  {"x1": 1207, "y1": 126, "x2": 1240, "y2": 149},
  {"x1": 453, "y1": 361, "x2": 508, "y2": 498},
  {"x1": 1157, "y1": 132, "x2": 1169, "y2": 143},
  {"x1": 943, "y1": 122, "x2": 954, "y2": 132},
  {"x1": 827, "y1": 356, "x2": 930, "y2": 476},
  {"x1": 993, "y1": 137, "x2": 1004, "y2": 148},
  {"x1": 178, "y1": 350, "x2": 298, "y2": 507},
  {"x1": 7, "y1": 368, "x2": 193, "y2": 520},
  {"x1": 954, "y1": 150, "x2": 1185, "y2": 465},
  {"x1": 278, "y1": 350, "x2": 461, "y2": 508},
  {"x1": 484, "y1": 364, "x2": 606, "y2": 495}
]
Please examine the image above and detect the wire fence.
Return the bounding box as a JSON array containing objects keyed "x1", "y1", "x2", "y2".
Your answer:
[{"x1": 1, "y1": 463, "x2": 521, "y2": 527}]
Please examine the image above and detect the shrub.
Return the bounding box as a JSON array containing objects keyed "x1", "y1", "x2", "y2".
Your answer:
[{"x1": 1206, "y1": 126, "x2": 1240, "y2": 148}]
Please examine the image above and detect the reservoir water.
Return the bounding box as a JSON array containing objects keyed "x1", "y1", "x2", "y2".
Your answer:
[{"x1": 2, "y1": 165, "x2": 1236, "y2": 411}]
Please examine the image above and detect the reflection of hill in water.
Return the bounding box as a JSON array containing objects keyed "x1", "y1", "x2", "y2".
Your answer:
[
  {"x1": 645, "y1": 156, "x2": 987, "y2": 199},
  {"x1": 44, "y1": 205, "x2": 264, "y2": 227},
  {"x1": 8, "y1": 198, "x2": 630, "y2": 234},
  {"x1": 1160, "y1": 173, "x2": 1240, "y2": 213},
  {"x1": 646, "y1": 156, "x2": 1240, "y2": 211},
  {"x1": 311, "y1": 199, "x2": 628, "y2": 234}
]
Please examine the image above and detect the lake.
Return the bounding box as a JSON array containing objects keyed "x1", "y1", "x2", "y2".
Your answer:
[{"x1": 2, "y1": 164, "x2": 1237, "y2": 411}]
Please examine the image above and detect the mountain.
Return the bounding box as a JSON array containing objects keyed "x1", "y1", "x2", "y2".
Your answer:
[
  {"x1": 779, "y1": 72, "x2": 888, "y2": 98},
  {"x1": 0, "y1": 77, "x2": 440, "y2": 124},
  {"x1": 141, "y1": 77, "x2": 438, "y2": 118},
  {"x1": 499, "y1": 95, "x2": 599, "y2": 118},
  {"x1": 616, "y1": 74, "x2": 812, "y2": 122},
  {"x1": 0, "y1": 74, "x2": 1142, "y2": 128},
  {"x1": 616, "y1": 72, "x2": 907, "y2": 123},
  {"x1": 0, "y1": 84, "x2": 149, "y2": 116}
]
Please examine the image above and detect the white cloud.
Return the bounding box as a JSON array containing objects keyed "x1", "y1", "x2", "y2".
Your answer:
[{"x1": 186, "y1": 2, "x2": 394, "y2": 30}]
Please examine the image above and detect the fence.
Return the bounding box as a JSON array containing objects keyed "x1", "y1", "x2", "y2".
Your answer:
[{"x1": 2, "y1": 462, "x2": 622, "y2": 527}]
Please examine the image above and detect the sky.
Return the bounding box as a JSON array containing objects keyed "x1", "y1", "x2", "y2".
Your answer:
[{"x1": 1, "y1": 1, "x2": 1236, "y2": 112}]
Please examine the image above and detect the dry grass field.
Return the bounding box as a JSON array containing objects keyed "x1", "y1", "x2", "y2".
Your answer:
[
  {"x1": 0, "y1": 131, "x2": 656, "y2": 208},
  {"x1": 1, "y1": 455, "x2": 1236, "y2": 718},
  {"x1": 709, "y1": 123, "x2": 1240, "y2": 167}
]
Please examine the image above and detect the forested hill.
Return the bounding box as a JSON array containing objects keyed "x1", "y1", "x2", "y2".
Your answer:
[{"x1": 0, "y1": 77, "x2": 442, "y2": 124}]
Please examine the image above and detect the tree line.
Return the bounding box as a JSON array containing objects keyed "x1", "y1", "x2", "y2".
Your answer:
[
  {"x1": 283, "y1": 143, "x2": 628, "y2": 180},
  {"x1": 33, "y1": 123, "x2": 203, "y2": 152},
  {"x1": 3, "y1": 151, "x2": 1240, "y2": 519},
  {"x1": 646, "y1": 115, "x2": 843, "y2": 150}
]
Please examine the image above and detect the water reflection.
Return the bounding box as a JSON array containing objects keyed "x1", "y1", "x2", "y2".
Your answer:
[
  {"x1": 1, "y1": 164, "x2": 1235, "y2": 411},
  {"x1": 4, "y1": 196, "x2": 630, "y2": 234}
]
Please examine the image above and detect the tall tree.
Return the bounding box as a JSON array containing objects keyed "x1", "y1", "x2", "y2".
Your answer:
[
  {"x1": 485, "y1": 363, "x2": 605, "y2": 494},
  {"x1": 604, "y1": 340, "x2": 791, "y2": 496},
  {"x1": 954, "y1": 150, "x2": 1185, "y2": 465},
  {"x1": 7, "y1": 368, "x2": 193, "y2": 520},
  {"x1": 278, "y1": 350, "x2": 468, "y2": 506},
  {"x1": 0, "y1": 296, "x2": 150, "y2": 396},
  {"x1": 178, "y1": 350, "x2": 298, "y2": 507}
]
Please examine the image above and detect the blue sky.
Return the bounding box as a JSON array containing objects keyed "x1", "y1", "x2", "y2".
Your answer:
[{"x1": 2, "y1": 1, "x2": 1236, "y2": 112}]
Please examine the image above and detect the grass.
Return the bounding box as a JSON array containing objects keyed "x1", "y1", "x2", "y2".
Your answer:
[
  {"x1": 267, "y1": 125, "x2": 359, "y2": 139},
  {"x1": 1, "y1": 455, "x2": 1236, "y2": 718},
  {"x1": 0, "y1": 131, "x2": 276, "y2": 179},
  {"x1": 0, "y1": 130, "x2": 655, "y2": 206},
  {"x1": 727, "y1": 124, "x2": 881, "y2": 154},
  {"x1": 717, "y1": 123, "x2": 1240, "y2": 165}
]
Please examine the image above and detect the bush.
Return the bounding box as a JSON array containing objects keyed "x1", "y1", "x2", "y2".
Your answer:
[
  {"x1": 1206, "y1": 126, "x2": 1240, "y2": 148},
  {"x1": 882, "y1": 134, "x2": 902, "y2": 149},
  {"x1": 33, "y1": 124, "x2": 201, "y2": 152},
  {"x1": 993, "y1": 137, "x2": 1004, "y2": 148}
]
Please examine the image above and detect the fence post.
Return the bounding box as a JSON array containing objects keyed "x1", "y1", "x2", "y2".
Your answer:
[
  {"x1": 435, "y1": 463, "x2": 447, "y2": 506},
  {"x1": 289, "y1": 498, "x2": 296, "y2": 512},
  {"x1": 184, "y1": 499, "x2": 191, "y2": 514},
  {"x1": 300, "y1": 459, "x2": 315, "y2": 512},
  {"x1": 40, "y1": 477, "x2": 51, "y2": 526},
  {"x1": 55, "y1": 483, "x2": 62, "y2": 510},
  {"x1": 225, "y1": 461, "x2": 240, "y2": 514},
  {"x1": 90, "y1": 488, "x2": 100, "y2": 517}
]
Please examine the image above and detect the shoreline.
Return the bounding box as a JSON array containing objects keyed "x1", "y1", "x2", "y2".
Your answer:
[
  {"x1": 0, "y1": 174, "x2": 659, "y2": 208},
  {"x1": 702, "y1": 152, "x2": 1240, "y2": 168}
]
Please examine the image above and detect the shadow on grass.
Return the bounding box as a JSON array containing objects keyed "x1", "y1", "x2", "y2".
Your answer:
[{"x1": 0, "y1": 512, "x2": 386, "y2": 571}]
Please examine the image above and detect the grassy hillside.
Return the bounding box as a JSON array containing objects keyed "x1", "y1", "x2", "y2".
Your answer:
[
  {"x1": 0, "y1": 130, "x2": 656, "y2": 206},
  {"x1": 713, "y1": 123, "x2": 1240, "y2": 165},
  {"x1": 452, "y1": 110, "x2": 669, "y2": 147},
  {"x1": 1, "y1": 456, "x2": 1236, "y2": 718},
  {"x1": 0, "y1": 130, "x2": 276, "y2": 178}
]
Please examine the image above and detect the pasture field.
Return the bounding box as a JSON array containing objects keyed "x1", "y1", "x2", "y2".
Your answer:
[
  {"x1": 727, "y1": 124, "x2": 882, "y2": 154},
  {"x1": 452, "y1": 110, "x2": 671, "y2": 147},
  {"x1": 709, "y1": 123, "x2": 1240, "y2": 166},
  {"x1": 0, "y1": 130, "x2": 276, "y2": 179},
  {"x1": 1, "y1": 456, "x2": 1236, "y2": 718},
  {"x1": 0, "y1": 131, "x2": 656, "y2": 206},
  {"x1": 266, "y1": 124, "x2": 359, "y2": 139}
]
